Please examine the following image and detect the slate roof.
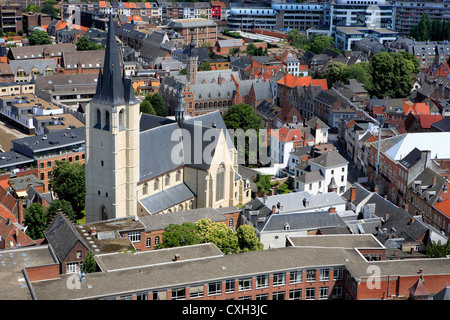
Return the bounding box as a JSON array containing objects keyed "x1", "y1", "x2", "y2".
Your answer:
[
  {"x1": 305, "y1": 116, "x2": 329, "y2": 130},
  {"x1": 261, "y1": 210, "x2": 347, "y2": 232},
  {"x1": 9, "y1": 59, "x2": 56, "y2": 75},
  {"x1": 309, "y1": 150, "x2": 348, "y2": 168},
  {"x1": 431, "y1": 118, "x2": 450, "y2": 132},
  {"x1": 44, "y1": 213, "x2": 90, "y2": 262},
  {"x1": 398, "y1": 147, "x2": 422, "y2": 169},
  {"x1": 139, "y1": 183, "x2": 196, "y2": 214},
  {"x1": 297, "y1": 170, "x2": 324, "y2": 183},
  {"x1": 408, "y1": 168, "x2": 447, "y2": 205}
]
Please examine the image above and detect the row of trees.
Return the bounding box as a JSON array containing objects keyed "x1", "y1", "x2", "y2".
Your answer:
[
  {"x1": 25, "y1": 0, "x2": 59, "y2": 20},
  {"x1": 410, "y1": 14, "x2": 450, "y2": 42},
  {"x1": 158, "y1": 218, "x2": 263, "y2": 254},
  {"x1": 322, "y1": 51, "x2": 420, "y2": 98},
  {"x1": 140, "y1": 92, "x2": 166, "y2": 117}
]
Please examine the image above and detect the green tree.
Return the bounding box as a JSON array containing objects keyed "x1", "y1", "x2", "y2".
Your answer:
[
  {"x1": 288, "y1": 29, "x2": 309, "y2": 49},
  {"x1": 81, "y1": 251, "x2": 98, "y2": 273},
  {"x1": 195, "y1": 219, "x2": 239, "y2": 254},
  {"x1": 75, "y1": 36, "x2": 104, "y2": 51},
  {"x1": 198, "y1": 60, "x2": 212, "y2": 71},
  {"x1": 28, "y1": 29, "x2": 52, "y2": 46},
  {"x1": 26, "y1": 4, "x2": 41, "y2": 12},
  {"x1": 322, "y1": 61, "x2": 348, "y2": 88},
  {"x1": 223, "y1": 103, "x2": 264, "y2": 166},
  {"x1": 340, "y1": 62, "x2": 373, "y2": 92},
  {"x1": 236, "y1": 224, "x2": 263, "y2": 252},
  {"x1": 309, "y1": 36, "x2": 334, "y2": 54},
  {"x1": 150, "y1": 92, "x2": 166, "y2": 117},
  {"x1": 426, "y1": 239, "x2": 450, "y2": 258},
  {"x1": 24, "y1": 202, "x2": 47, "y2": 240},
  {"x1": 431, "y1": 18, "x2": 442, "y2": 41},
  {"x1": 256, "y1": 174, "x2": 272, "y2": 195},
  {"x1": 159, "y1": 222, "x2": 201, "y2": 248},
  {"x1": 140, "y1": 99, "x2": 155, "y2": 115},
  {"x1": 46, "y1": 199, "x2": 77, "y2": 223},
  {"x1": 41, "y1": 4, "x2": 58, "y2": 20},
  {"x1": 397, "y1": 51, "x2": 420, "y2": 74},
  {"x1": 49, "y1": 161, "x2": 85, "y2": 218},
  {"x1": 179, "y1": 68, "x2": 187, "y2": 75}
]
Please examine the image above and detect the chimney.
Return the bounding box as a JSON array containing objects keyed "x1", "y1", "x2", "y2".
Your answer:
[
  {"x1": 329, "y1": 207, "x2": 336, "y2": 214},
  {"x1": 350, "y1": 186, "x2": 357, "y2": 203},
  {"x1": 17, "y1": 199, "x2": 24, "y2": 225},
  {"x1": 272, "y1": 205, "x2": 277, "y2": 215},
  {"x1": 432, "y1": 176, "x2": 437, "y2": 186},
  {"x1": 7, "y1": 218, "x2": 12, "y2": 225},
  {"x1": 409, "y1": 217, "x2": 415, "y2": 224},
  {"x1": 174, "y1": 254, "x2": 180, "y2": 261},
  {"x1": 421, "y1": 150, "x2": 431, "y2": 169},
  {"x1": 90, "y1": 227, "x2": 97, "y2": 236},
  {"x1": 385, "y1": 211, "x2": 390, "y2": 221}
]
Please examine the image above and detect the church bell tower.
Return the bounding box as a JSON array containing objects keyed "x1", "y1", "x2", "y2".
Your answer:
[{"x1": 85, "y1": 15, "x2": 140, "y2": 222}]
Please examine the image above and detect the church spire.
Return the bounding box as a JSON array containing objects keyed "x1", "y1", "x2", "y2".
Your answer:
[{"x1": 91, "y1": 15, "x2": 137, "y2": 106}]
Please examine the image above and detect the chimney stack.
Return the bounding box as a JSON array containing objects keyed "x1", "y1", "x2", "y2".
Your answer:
[
  {"x1": 272, "y1": 205, "x2": 277, "y2": 215},
  {"x1": 174, "y1": 254, "x2": 180, "y2": 261},
  {"x1": 432, "y1": 176, "x2": 437, "y2": 186},
  {"x1": 329, "y1": 207, "x2": 336, "y2": 214},
  {"x1": 350, "y1": 186, "x2": 357, "y2": 203},
  {"x1": 385, "y1": 211, "x2": 390, "y2": 221}
]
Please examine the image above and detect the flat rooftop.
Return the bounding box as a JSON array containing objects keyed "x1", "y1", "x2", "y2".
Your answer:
[
  {"x1": 0, "y1": 246, "x2": 58, "y2": 300},
  {"x1": 95, "y1": 243, "x2": 224, "y2": 272}
]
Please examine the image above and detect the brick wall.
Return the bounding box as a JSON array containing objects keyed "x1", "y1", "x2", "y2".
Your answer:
[{"x1": 25, "y1": 264, "x2": 60, "y2": 282}]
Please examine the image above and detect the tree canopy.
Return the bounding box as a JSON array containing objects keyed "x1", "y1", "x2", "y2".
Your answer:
[
  {"x1": 49, "y1": 160, "x2": 85, "y2": 218},
  {"x1": 140, "y1": 99, "x2": 156, "y2": 115},
  {"x1": 309, "y1": 36, "x2": 335, "y2": 54},
  {"x1": 157, "y1": 218, "x2": 263, "y2": 254},
  {"x1": 24, "y1": 202, "x2": 47, "y2": 240},
  {"x1": 75, "y1": 36, "x2": 104, "y2": 51},
  {"x1": 223, "y1": 103, "x2": 262, "y2": 132},
  {"x1": 28, "y1": 29, "x2": 52, "y2": 46},
  {"x1": 426, "y1": 239, "x2": 450, "y2": 258}
]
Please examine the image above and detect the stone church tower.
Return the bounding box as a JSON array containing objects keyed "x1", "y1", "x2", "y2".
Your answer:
[
  {"x1": 85, "y1": 15, "x2": 140, "y2": 222},
  {"x1": 186, "y1": 36, "x2": 198, "y2": 85}
]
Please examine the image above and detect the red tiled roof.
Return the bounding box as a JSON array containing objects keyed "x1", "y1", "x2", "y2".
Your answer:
[
  {"x1": 270, "y1": 127, "x2": 305, "y2": 143},
  {"x1": 0, "y1": 219, "x2": 36, "y2": 249},
  {"x1": 0, "y1": 204, "x2": 17, "y2": 224},
  {"x1": 372, "y1": 106, "x2": 386, "y2": 116},
  {"x1": 99, "y1": 1, "x2": 106, "y2": 8},
  {"x1": 434, "y1": 199, "x2": 450, "y2": 218},
  {"x1": 404, "y1": 102, "x2": 429, "y2": 116},
  {"x1": 277, "y1": 74, "x2": 327, "y2": 90},
  {"x1": 419, "y1": 114, "x2": 443, "y2": 129}
]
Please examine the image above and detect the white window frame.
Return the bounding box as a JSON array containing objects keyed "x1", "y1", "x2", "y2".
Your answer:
[
  {"x1": 290, "y1": 270, "x2": 303, "y2": 284},
  {"x1": 238, "y1": 277, "x2": 252, "y2": 291},
  {"x1": 256, "y1": 275, "x2": 269, "y2": 289},
  {"x1": 320, "y1": 268, "x2": 330, "y2": 281},
  {"x1": 190, "y1": 285, "x2": 204, "y2": 299},
  {"x1": 208, "y1": 281, "x2": 222, "y2": 296},
  {"x1": 127, "y1": 231, "x2": 141, "y2": 243},
  {"x1": 319, "y1": 287, "x2": 329, "y2": 300},
  {"x1": 272, "y1": 272, "x2": 286, "y2": 286}
]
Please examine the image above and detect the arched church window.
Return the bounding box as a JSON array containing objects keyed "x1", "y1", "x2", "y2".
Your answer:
[
  {"x1": 216, "y1": 163, "x2": 225, "y2": 202},
  {"x1": 176, "y1": 170, "x2": 181, "y2": 182},
  {"x1": 165, "y1": 174, "x2": 170, "y2": 186},
  {"x1": 95, "y1": 108, "x2": 101, "y2": 129},
  {"x1": 154, "y1": 179, "x2": 159, "y2": 190},
  {"x1": 143, "y1": 183, "x2": 148, "y2": 195},
  {"x1": 103, "y1": 110, "x2": 110, "y2": 131},
  {"x1": 119, "y1": 109, "x2": 125, "y2": 130}
]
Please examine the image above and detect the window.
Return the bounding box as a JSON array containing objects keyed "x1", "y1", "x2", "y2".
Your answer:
[
  {"x1": 332, "y1": 286, "x2": 342, "y2": 299},
  {"x1": 104, "y1": 110, "x2": 110, "y2": 131},
  {"x1": 272, "y1": 291, "x2": 285, "y2": 300},
  {"x1": 225, "y1": 279, "x2": 235, "y2": 293},
  {"x1": 289, "y1": 289, "x2": 302, "y2": 300},
  {"x1": 171, "y1": 287, "x2": 186, "y2": 300},
  {"x1": 256, "y1": 275, "x2": 269, "y2": 289},
  {"x1": 190, "y1": 285, "x2": 204, "y2": 298},
  {"x1": 154, "y1": 236, "x2": 160, "y2": 246},
  {"x1": 255, "y1": 293, "x2": 269, "y2": 300},
  {"x1": 305, "y1": 287, "x2": 315, "y2": 300},
  {"x1": 165, "y1": 174, "x2": 170, "y2": 186},
  {"x1": 228, "y1": 218, "x2": 234, "y2": 228},
  {"x1": 119, "y1": 109, "x2": 124, "y2": 129},
  {"x1": 95, "y1": 108, "x2": 101, "y2": 128},
  {"x1": 216, "y1": 163, "x2": 225, "y2": 201},
  {"x1": 272, "y1": 272, "x2": 286, "y2": 286},
  {"x1": 319, "y1": 287, "x2": 329, "y2": 300},
  {"x1": 208, "y1": 282, "x2": 222, "y2": 295},
  {"x1": 290, "y1": 270, "x2": 302, "y2": 284},
  {"x1": 238, "y1": 278, "x2": 252, "y2": 291},
  {"x1": 306, "y1": 269, "x2": 316, "y2": 282},
  {"x1": 320, "y1": 268, "x2": 330, "y2": 281},
  {"x1": 152, "y1": 290, "x2": 167, "y2": 300},
  {"x1": 143, "y1": 183, "x2": 148, "y2": 195},
  {"x1": 66, "y1": 262, "x2": 79, "y2": 274},
  {"x1": 128, "y1": 231, "x2": 141, "y2": 242},
  {"x1": 120, "y1": 295, "x2": 132, "y2": 300},
  {"x1": 136, "y1": 292, "x2": 148, "y2": 300},
  {"x1": 76, "y1": 251, "x2": 82, "y2": 259},
  {"x1": 154, "y1": 179, "x2": 159, "y2": 190},
  {"x1": 333, "y1": 267, "x2": 343, "y2": 281},
  {"x1": 176, "y1": 170, "x2": 181, "y2": 182}
]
